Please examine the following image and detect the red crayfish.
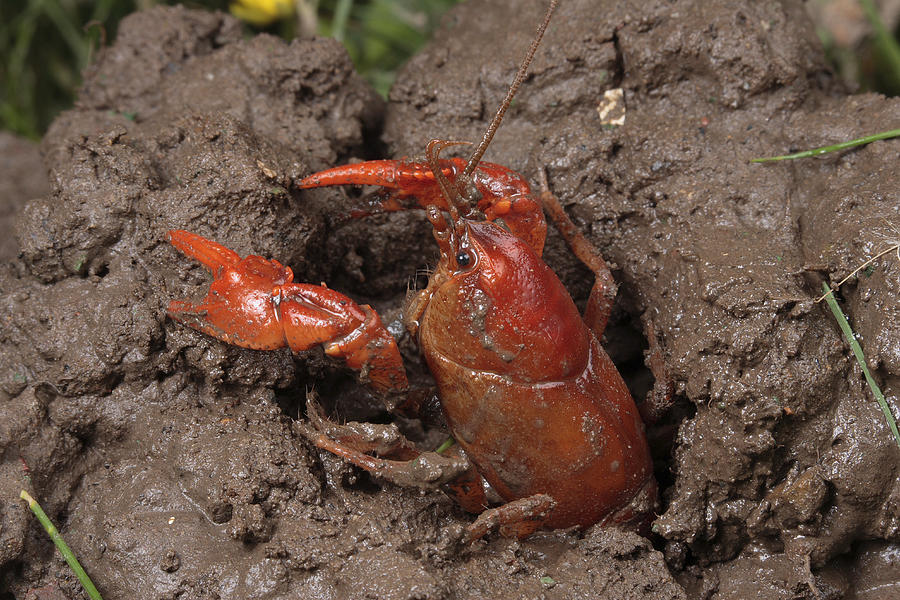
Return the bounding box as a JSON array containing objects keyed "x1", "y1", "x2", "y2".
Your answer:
[{"x1": 167, "y1": 0, "x2": 656, "y2": 541}]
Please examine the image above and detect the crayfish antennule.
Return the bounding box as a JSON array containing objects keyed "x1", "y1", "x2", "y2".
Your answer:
[{"x1": 425, "y1": 139, "x2": 473, "y2": 216}]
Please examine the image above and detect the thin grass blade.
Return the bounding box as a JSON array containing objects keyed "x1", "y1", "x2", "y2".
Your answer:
[
  {"x1": 20, "y1": 490, "x2": 104, "y2": 600},
  {"x1": 752, "y1": 129, "x2": 900, "y2": 163},
  {"x1": 821, "y1": 283, "x2": 900, "y2": 450}
]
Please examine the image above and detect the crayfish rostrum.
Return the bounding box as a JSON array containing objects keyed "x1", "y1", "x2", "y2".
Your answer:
[{"x1": 167, "y1": 0, "x2": 656, "y2": 541}]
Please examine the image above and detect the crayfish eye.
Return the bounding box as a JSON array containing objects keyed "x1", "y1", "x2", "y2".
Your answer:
[{"x1": 455, "y1": 249, "x2": 474, "y2": 270}]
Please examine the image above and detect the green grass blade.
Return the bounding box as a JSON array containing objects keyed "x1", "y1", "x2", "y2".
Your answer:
[
  {"x1": 821, "y1": 283, "x2": 900, "y2": 450},
  {"x1": 751, "y1": 128, "x2": 900, "y2": 163},
  {"x1": 331, "y1": 0, "x2": 353, "y2": 42},
  {"x1": 435, "y1": 437, "x2": 455, "y2": 453},
  {"x1": 39, "y1": 0, "x2": 90, "y2": 67},
  {"x1": 859, "y1": 0, "x2": 900, "y2": 80},
  {"x1": 20, "y1": 490, "x2": 104, "y2": 600}
]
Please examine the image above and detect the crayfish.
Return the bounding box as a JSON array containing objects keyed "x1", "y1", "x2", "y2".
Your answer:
[{"x1": 167, "y1": 0, "x2": 656, "y2": 541}]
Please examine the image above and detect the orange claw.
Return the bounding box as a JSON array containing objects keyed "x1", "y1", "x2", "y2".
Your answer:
[
  {"x1": 297, "y1": 158, "x2": 462, "y2": 209},
  {"x1": 297, "y1": 159, "x2": 548, "y2": 255},
  {"x1": 167, "y1": 230, "x2": 408, "y2": 395}
]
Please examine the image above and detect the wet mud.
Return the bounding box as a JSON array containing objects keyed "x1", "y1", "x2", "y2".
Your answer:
[
  {"x1": 2, "y1": 1, "x2": 899, "y2": 598},
  {"x1": 0, "y1": 133, "x2": 47, "y2": 263}
]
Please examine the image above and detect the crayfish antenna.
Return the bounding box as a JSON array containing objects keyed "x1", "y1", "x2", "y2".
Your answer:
[
  {"x1": 462, "y1": 0, "x2": 558, "y2": 178},
  {"x1": 423, "y1": 1, "x2": 557, "y2": 220}
]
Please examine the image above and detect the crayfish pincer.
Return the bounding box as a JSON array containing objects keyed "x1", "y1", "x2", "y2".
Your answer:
[{"x1": 167, "y1": 0, "x2": 656, "y2": 541}]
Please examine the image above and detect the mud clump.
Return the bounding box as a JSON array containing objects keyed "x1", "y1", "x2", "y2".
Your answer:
[{"x1": 1, "y1": 1, "x2": 899, "y2": 599}]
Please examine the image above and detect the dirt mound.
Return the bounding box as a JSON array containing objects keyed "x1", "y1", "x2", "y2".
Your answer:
[{"x1": 2, "y1": 1, "x2": 898, "y2": 599}]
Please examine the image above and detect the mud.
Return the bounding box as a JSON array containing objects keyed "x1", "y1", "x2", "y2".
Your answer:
[
  {"x1": 0, "y1": 134, "x2": 47, "y2": 263},
  {"x1": 1, "y1": 1, "x2": 899, "y2": 598}
]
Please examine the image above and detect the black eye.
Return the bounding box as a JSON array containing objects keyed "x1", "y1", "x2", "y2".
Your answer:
[{"x1": 455, "y1": 250, "x2": 472, "y2": 268}]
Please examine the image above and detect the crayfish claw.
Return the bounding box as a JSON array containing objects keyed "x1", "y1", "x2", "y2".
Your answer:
[{"x1": 168, "y1": 230, "x2": 241, "y2": 275}]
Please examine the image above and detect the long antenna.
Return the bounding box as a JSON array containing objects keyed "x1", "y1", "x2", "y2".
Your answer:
[{"x1": 462, "y1": 0, "x2": 558, "y2": 178}]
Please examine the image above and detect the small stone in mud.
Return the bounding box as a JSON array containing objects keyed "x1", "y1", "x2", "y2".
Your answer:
[{"x1": 159, "y1": 549, "x2": 181, "y2": 573}]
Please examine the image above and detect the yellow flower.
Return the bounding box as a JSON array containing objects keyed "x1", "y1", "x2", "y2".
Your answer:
[{"x1": 230, "y1": 0, "x2": 295, "y2": 26}]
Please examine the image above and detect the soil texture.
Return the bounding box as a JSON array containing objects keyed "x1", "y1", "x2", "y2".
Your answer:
[{"x1": 1, "y1": 1, "x2": 899, "y2": 599}]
